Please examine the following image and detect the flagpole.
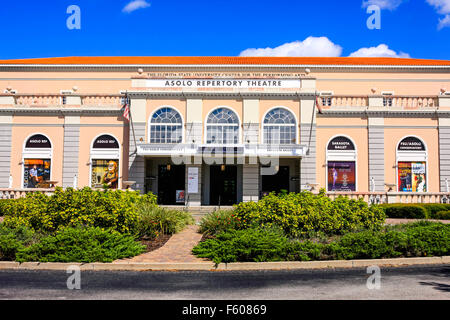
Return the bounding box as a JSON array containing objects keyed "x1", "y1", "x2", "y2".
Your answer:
[{"x1": 126, "y1": 93, "x2": 138, "y2": 155}]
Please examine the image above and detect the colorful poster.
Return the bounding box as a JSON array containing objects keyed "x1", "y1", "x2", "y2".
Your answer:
[
  {"x1": 327, "y1": 161, "x2": 356, "y2": 192},
  {"x1": 91, "y1": 159, "x2": 119, "y2": 189},
  {"x1": 398, "y1": 162, "x2": 426, "y2": 192},
  {"x1": 23, "y1": 159, "x2": 51, "y2": 188},
  {"x1": 176, "y1": 190, "x2": 185, "y2": 203}
]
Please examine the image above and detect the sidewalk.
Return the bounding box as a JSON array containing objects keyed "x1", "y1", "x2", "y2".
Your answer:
[{"x1": 115, "y1": 225, "x2": 207, "y2": 263}]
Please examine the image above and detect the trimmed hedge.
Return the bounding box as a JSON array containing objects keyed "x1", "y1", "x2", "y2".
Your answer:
[
  {"x1": 379, "y1": 203, "x2": 450, "y2": 220},
  {"x1": 193, "y1": 222, "x2": 450, "y2": 264},
  {"x1": 0, "y1": 225, "x2": 39, "y2": 261}
]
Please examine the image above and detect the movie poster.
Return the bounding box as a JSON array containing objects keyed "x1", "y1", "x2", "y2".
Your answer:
[
  {"x1": 23, "y1": 159, "x2": 51, "y2": 188},
  {"x1": 91, "y1": 159, "x2": 119, "y2": 189},
  {"x1": 327, "y1": 161, "x2": 356, "y2": 192},
  {"x1": 398, "y1": 162, "x2": 426, "y2": 192}
]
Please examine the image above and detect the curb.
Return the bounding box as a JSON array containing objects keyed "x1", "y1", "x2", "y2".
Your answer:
[{"x1": 0, "y1": 256, "x2": 449, "y2": 271}]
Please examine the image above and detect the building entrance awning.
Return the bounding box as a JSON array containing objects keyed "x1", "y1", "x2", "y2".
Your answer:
[{"x1": 136, "y1": 144, "x2": 308, "y2": 157}]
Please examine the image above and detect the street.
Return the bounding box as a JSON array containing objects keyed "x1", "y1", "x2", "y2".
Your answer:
[{"x1": 0, "y1": 265, "x2": 448, "y2": 300}]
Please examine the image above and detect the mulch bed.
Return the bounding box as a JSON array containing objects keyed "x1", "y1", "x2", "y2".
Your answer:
[{"x1": 140, "y1": 233, "x2": 172, "y2": 253}]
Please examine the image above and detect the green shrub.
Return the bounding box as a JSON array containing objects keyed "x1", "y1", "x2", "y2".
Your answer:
[
  {"x1": 433, "y1": 211, "x2": 450, "y2": 220},
  {"x1": 327, "y1": 222, "x2": 450, "y2": 259},
  {"x1": 193, "y1": 228, "x2": 291, "y2": 264},
  {"x1": 135, "y1": 204, "x2": 194, "y2": 239},
  {"x1": 3, "y1": 187, "x2": 157, "y2": 234},
  {"x1": 0, "y1": 200, "x2": 13, "y2": 217},
  {"x1": 378, "y1": 204, "x2": 428, "y2": 219},
  {"x1": 420, "y1": 204, "x2": 450, "y2": 218},
  {"x1": 0, "y1": 225, "x2": 39, "y2": 261},
  {"x1": 199, "y1": 210, "x2": 245, "y2": 236},
  {"x1": 233, "y1": 191, "x2": 385, "y2": 238},
  {"x1": 16, "y1": 226, "x2": 145, "y2": 263},
  {"x1": 193, "y1": 222, "x2": 450, "y2": 263}
]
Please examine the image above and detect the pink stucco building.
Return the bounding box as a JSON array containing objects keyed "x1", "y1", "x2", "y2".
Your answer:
[{"x1": 0, "y1": 56, "x2": 449, "y2": 205}]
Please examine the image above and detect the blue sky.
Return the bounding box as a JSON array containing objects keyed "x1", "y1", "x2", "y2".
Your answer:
[{"x1": 0, "y1": 0, "x2": 450, "y2": 60}]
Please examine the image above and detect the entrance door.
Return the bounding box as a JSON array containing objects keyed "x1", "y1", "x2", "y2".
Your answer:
[
  {"x1": 210, "y1": 165, "x2": 237, "y2": 205},
  {"x1": 262, "y1": 166, "x2": 290, "y2": 195},
  {"x1": 158, "y1": 165, "x2": 185, "y2": 205}
]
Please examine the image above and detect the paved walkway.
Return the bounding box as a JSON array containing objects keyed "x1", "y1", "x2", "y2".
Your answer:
[
  {"x1": 115, "y1": 225, "x2": 208, "y2": 263},
  {"x1": 386, "y1": 218, "x2": 450, "y2": 225}
]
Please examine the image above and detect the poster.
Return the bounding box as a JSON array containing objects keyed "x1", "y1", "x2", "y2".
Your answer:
[
  {"x1": 23, "y1": 159, "x2": 51, "y2": 188},
  {"x1": 91, "y1": 159, "x2": 119, "y2": 189},
  {"x1": 327, "y1": 161, "x2": 356, "y2": 192},
  {"x1": 398, "y1": 162, "x2": 426, "y2": 192},
  {"x1": 187, "y1": 167, "x2": 199, "y2": 193},
  {"x1": 176, "y1": 190, "x2": 185, "y2": 203}
]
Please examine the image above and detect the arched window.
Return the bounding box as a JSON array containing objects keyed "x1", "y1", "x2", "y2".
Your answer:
[
  {"x1": 397, "y1": 136, "x2": 427, "y2": 193},
  {"x1": 22, "y1": 134, "x2": 52, "y2": 188},
  {"x1": 263, "y1": 108, "x2": 296, "y2": 144},
  {"x1": 206, "y1": 107, "x2": 240, "y2": 144},
  {"x1": 149, "y1": 107, "x2": 183, "y2": 144}
]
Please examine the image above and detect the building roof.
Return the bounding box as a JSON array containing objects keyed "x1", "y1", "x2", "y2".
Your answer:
[{"x1": 0, "y1": 56, "x2": 450, "y2": 66}]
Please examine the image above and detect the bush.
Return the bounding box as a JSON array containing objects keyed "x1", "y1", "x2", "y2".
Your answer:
[
  {"x1": 233, "y1": 191, "x2": 385, "y2": 238},
  {"x1": 379, "y1": 203, "x2": 450, "y2": 220},
  {"x1": 0, "y1": 200, "x2": 13, "y2": 217},
  {"x1": 135, "y1": 204, "x2": 194, "y2": 239},
  {"x1": 199, "y1": 210, "x2": 245, "y2": 236},
  {"x1": 327, "y1": 222, "x2": 450, "y2": 259},
  {"x1": 16, "y1": 226, "x2": 145, "y2": 263},
  {"x1": 0, "y1": 225, "x2": 39, "y2": 261},
  {"x1": 434, "y1": 211, "x2": 450, "y2": 220},
  {"x1": 193, "y1": 228, "x2": 291, "y2": 264},
  {"x1": 3, "y1": 187, "x2": 157, "y2": 234},
  {"x1": 193, "y1": 222, "x2": 450, "y2": 263},
  {"x1": 379, "y1": 204, "x2": 428, "y2": 219}
]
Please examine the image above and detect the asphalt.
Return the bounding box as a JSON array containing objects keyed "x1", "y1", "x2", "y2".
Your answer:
[{"x1": 0, "y1": 265, "x2": 448, "y2": 300}]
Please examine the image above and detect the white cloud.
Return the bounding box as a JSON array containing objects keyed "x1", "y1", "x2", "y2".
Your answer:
[
  {"x1": 426, "y1": 0, "x2": 450, "y2": 14},
  {"x1": 361, "y1": 0, "x2": 405, "y2": 10},
  {"x1": 122, "y1": 0, "x2": 151, "y2": 13},
  {"x1": 239, "y1": 37, "x2": 343, "y2": 57},
  {"x1": 349, "y1": 44, "x2": 411, "y2": 58},
  {"x1": 438, "y1": 14, "x2": 450, "y2": 29}
]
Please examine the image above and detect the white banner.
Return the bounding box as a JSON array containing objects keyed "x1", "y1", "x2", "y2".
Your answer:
[
  {"x1": 141, "y1": 78, "x2": 301, "y2": 89},
  {"x1": 187, "y1": 167, "x2": 199, "y2": 194}
]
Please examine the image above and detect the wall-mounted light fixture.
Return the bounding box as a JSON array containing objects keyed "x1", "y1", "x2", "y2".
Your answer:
[{"x1": 221, "y1": 164, "x2": 226, "y2": 172}]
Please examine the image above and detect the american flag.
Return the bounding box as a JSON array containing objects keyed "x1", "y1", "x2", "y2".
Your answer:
[
  {"x1": 315, "y1": 95, "x2": 323, "y2": 114},
  {"x1": 122, "y1": 100, "x2": 130, "y2": 121}
]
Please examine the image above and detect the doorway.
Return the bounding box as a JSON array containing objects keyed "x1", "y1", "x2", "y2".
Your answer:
[
  {"x1": 209, "y1": 165, "x2": 237, "y2": 205},
  {"x1": 158, "y1": 164, "x2": 185, "y2": 205},
  {"x1": 262, "y1": 166, "x2": 290, "y2": 195}
]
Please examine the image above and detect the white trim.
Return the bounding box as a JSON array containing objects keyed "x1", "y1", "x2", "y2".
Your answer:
[
  {"x1": 148, "y1": 106, "x2": 185, "y2": 144},
  {"x1": 325, "y1": 135, "x2": 358, "y2": 192},
  {"x1": 395, "y1": 135, "x2": 428, "y2": 193},
  {"x1": 21, "y1": 133, "x2": 53, "y2": 189},
  {"x1": 261, "y1": 106, "x2": 298, "y2": 144},
  {"x1": 89, "y1": 133, "x2": 121, "y2": 189},
  {"x1": 204, "y1": 106, "x2": 242, "y2": 144}
]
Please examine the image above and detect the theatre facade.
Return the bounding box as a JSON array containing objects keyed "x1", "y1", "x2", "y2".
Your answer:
[{"x1": 1, "y1": 56, "x2": 450, "y2": 205}]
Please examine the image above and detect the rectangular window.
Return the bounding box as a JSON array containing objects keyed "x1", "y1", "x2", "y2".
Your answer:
[
  {"x1": 327, "y1": 161, "x2": 356, "y2": 192},
  {"x1": 91, "y1": 159, "x2": 119, "y2": 189},
  {"x1": 398, "y1": 162, "x2": 426, "y2": 192},
  {"x1": 23, "y1": 159, "x2": 51, "y2": 188}
]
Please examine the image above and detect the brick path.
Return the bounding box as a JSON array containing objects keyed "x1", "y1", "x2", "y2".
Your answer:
[{"x1": 115, "y1": 225, "x2": 208, "y2": 263}]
